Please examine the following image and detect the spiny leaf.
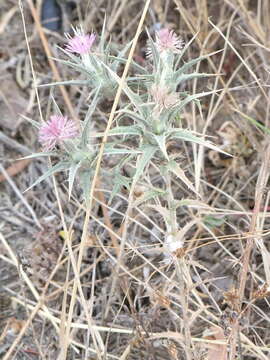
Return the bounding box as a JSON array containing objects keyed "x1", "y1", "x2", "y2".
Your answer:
[
  {"x1": 133, "y1": 145, "x2": 157, "y2": 183},
  {"x1": 108, "y1": 54, "x2": 146, "y2": 73},
  {"x1": 104, "y1": 146, "x2": 142, "y2": 155},
  {"x1": 80, "y1": 169, "x2": 93, "y2": 204},
  {"x1": 120, "y1": 109, "x2": 148, "y2": 127},
  {"x1": 153, "y1": 134, "x2": 169, "y2": 160},
  {"x1": 109, "y1": 125, "x2": 142, "y2": 136},
  {"x1": 133, "y1": 187, "x2": 167, "y2": 207},
  {"x1": 24, "y1": 162, "x2": 69, "y2": 192},
  {"x1": 145, "y1": 28, "x2": 160, "y2": 69},
  {"x1": 39, "y1": 79, "x2": 90, "y2": 87},
  {"x1": 175, "y1": 49, "x2": 223, "y2": 75},
  {"x1": 68, "y1": 162, "x2": 81, "y2": 199},
  {"x1": 98, "y1": 60, "x2": 145, "y2": 116},
  {"x1": 174, "y1": 73, "x2": 216, "y2": 85},
  {"x1": 19, "y1": 152, "x2": 58, "y2": 160},
  {"x1": 167, "y1": 160, "x2": 199, "y2": 196},
  {"x1": 81, "y1": 87, "x2": 101, "y2": 146},
  {"x1": 51, "y1": 96, "x2": 63, "y2": 116},
  {"x1": 98, "y1": 14, "x2": 107, "y2": 53},
  {"x1": 49, "y1": 57, "x2": 94, "y2": 77},
  {"x1": 20, "y1": 115, "x2": 40, "y2": 129},
  {"x1": 171, "y1": 129, "x2": 231, "y2": 155},
  {"x1": 57, "y1": 46, "x2": 82, "y2": 64},
  {"x1": 171, "y1": 89, "x2": 220, "y2": 115},
  {"x1": 109, "y1": 173, "x2": 131, "y2": 204},
  {"x1": 174, "y1": 32, "x2": 199, "y2": 68}
]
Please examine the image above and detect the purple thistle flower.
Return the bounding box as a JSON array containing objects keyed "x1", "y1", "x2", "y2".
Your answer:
[
  {"x1": 155, "y1": 28, "x2": 183, "y2": 53},
  {"x1": 65, "y1": 29, "x2": 96, "y2": 55},
  {"x1": 39, "y1": 115, "x2": 78, "y2": 151}
]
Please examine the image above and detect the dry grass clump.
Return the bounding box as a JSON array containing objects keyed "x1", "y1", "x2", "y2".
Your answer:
[{"x1": 0, "y1": 0, "x2": 270, "y2": 359}]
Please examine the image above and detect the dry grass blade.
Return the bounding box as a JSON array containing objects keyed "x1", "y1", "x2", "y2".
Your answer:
[{"x1": 0, "y1": 6, "x2": 17, "y2": 34}]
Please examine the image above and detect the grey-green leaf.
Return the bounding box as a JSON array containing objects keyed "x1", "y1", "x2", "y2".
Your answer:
[
  {"x1": 133, "y1": 187, "x2": 167, "y2": 207},
  {"x1": 80, "y1": 169, "x2": 93, "y2": 204},
  {"x1": 68, "y1": 162, "x2": 81, "y2": 199},
  {"x1": 133, "y1": 145, "x2": 157, "y2": 183},
  {"x1": 167, "y1": 160, "x2": 199, "y2": 196},
  {"x1": 19, "y1": 152, "x2": 58, "y2": 160},
  {"x1": 109, "y1": 174, "x2": 131, "y2": 204},
  {"x1": 24, "y1": 162, "x2": 69, "y2": 192},
  {"x1": 172, "y1": 129, "x2": 231, "y2": 155},
  {"x1": 175, "y1": 49, "x2": 223, "y2": 75},
  {"x1": 153, "y1": 134, "x2": 169, "y2": 160},
  {"x1": 109, "y1": 125, "x2": 142, "y2": 136}
]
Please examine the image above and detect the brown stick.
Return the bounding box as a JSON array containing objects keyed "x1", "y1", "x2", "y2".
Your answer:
[{"x1": 0, "y1": 159, "x2": 31, "y2": 183}]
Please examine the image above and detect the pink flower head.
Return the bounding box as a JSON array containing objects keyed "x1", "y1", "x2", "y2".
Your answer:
[
  {"x1": 65, "y1": 28, "x2": 96, "y2": 55},
  {"x1": 39, "y1": 115, "x2": 78, "y2": 151},
  {"x1": 155, "y1": 28, "x2": 183, "y2": 53},
  {"x1": 151, "y1": 85, "x2": 179, "y2": 112}
]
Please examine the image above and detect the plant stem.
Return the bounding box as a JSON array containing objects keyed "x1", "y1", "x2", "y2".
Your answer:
[{"x1": 165, "y1": 171, "x2": 193, "y2": 359}]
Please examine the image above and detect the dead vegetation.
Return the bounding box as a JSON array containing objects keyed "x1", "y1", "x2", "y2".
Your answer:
[{"x1": 0, "y1": 0, "x2": 270, "y2": 359}]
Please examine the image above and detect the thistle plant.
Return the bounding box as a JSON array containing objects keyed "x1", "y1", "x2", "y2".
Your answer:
[
  {"x1": 26, "y1": 25, "x2": 225, "y2": 256},
  {"x1": 21, "y1": 22, "x2": 231, "y2": 359},
  {"x1": 47, "y1": 23, "x2": 138, "y2": 99}
]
